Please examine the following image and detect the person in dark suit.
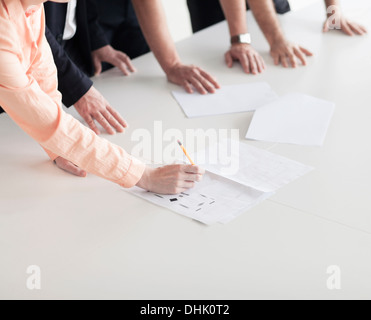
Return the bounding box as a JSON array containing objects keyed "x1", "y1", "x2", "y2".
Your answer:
[
  {"x1": 45, "y1": 1, "x2": 105, "y2": 77},
  {"x1": 44, "y1": 0, "x2": 131, "y2": 137},
  {"x1": 44, "y1": 0, "x2": 138, "y2": 77},
  {"x1": 92, "y1": 0, "x2": 150, "y2": 65}
]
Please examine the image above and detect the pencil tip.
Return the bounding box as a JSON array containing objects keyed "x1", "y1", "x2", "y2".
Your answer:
[{"x1": 177, "y1": 140, "x2": 182, "y2": 146}]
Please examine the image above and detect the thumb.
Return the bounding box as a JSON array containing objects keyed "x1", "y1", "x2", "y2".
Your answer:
[
  {"x1": 323, "y1": 21, "x2": 329, "y2": 33},
  {"x1": 55, "y1": 157, "x2": 87, "y2": 178},
  {"x1": 225, "y1": 52, "x2": 233, "y2": 68},
  {"x1": 271, "y1": 52, "x2": 280, "y2": 66},
  {"x1": 93, "y1": 56, "x2": 102, "y2": 76}
]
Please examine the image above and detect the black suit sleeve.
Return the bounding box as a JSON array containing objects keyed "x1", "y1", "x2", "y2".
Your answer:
[
  {"x1": 45, "y1": 26, "x2": 93, "y2": 107},
  {"x1": 85, "y1": 0, "x2": 109, "y2": 51}
]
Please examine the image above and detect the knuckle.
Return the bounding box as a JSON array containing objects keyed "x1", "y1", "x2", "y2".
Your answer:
[
  {"x1": 92, "y1": 110, "x2": 100, "y2": 117},
  {"x1": 81, "y1": 112, "x2": 89, "y2": 119},
  {"x1": 191, "y1": 67, "x2": 199, "y2": 73}
]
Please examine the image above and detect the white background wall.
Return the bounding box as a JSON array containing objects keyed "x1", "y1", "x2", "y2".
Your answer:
[{"x1": 162, "y1": 0, "x2": 320, "y2": 42}]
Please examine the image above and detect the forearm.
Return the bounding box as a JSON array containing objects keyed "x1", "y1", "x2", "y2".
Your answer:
[
  {"x1": 247, "y1": 0, "x2": 286, "y2": 46},
  {"x1": 219, "y1": 0, "x2": 248, "y2": 36},
  {"x1": 0, "y1": 50, "x2": 144, "y2": 188},
  {"x1": 324, "y1": 0, "x2": 341, "y2": 17},
  {"x1": 131, "y1": 0, "x2": 181, "y2": 73},
  {"x1": 325, "y1": 0, "x2": 340, "y2": 7},
  {"x1": 0, "y1": 82, "x2": 144, "y2": 187}
]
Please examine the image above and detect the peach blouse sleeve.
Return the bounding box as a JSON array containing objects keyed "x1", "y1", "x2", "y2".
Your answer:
[{"x1": 0, "y1": 12, "x2": 145, "y2": 188}]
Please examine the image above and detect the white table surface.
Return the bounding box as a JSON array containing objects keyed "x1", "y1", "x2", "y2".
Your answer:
[{"x1": 1, "y1": 0, "x2": 371, "y2": 300}]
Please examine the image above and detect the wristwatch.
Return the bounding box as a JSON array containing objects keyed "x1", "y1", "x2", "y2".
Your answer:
[{"x1": 231, "y1": 33, "x2": 252, "y2": 45}]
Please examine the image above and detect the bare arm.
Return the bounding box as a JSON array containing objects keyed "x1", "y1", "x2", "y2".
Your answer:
[
  {"x1": 132, "y1": 0, "x2": 179, "y2": 74},
  {"x1": 247, "y1": 0, "x2": 286, "y2": 46},
  {"x1": 325, "y1": 0, "x2": 339, "y2": 8},
  {"x1": 131, "y1": 0, "x2": 220, "y2": 94},
  {"x1": 219, "y1": 0, "x2": 265, "y2": 74},
  {"x1": 248, "y1": 0, "x2": 313, "y2": 68},
  {"x1": 219, "y1": 0, "x2": 248, "y2": 36}
]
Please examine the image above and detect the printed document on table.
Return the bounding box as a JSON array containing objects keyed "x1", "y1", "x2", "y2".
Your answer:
[
  {"x1": 246, "y1": 93, "x2": 335, "y2": 146},
  {"x1": 172, "y1": 82, "x2": 278, "y2": 118},
  {"x1": 129, "y1": 172, "x2": 272, "y2": 226},
  {"x1": 129, "y1": 140, "x2": 312, "y2": 225}
]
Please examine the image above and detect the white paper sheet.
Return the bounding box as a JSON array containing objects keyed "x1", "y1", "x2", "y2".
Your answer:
[
  {"x1": 129, "y1": 172, "x2": 272, "y2": 225},
  {"x1": 245, "y1": 93, "x2": 335, "y2": 146},
  {"x1": 129, "y1": 140, "x2": 312, "y2": 225},
  {"x1": 172, "y1": 82, "x2": 279, "y2": 118},
  {"x1": 200, "y1": 139, "x2": 314, "y2": 193}
]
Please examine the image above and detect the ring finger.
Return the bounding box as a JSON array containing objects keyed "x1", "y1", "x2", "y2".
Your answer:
[
  {"x1": 190, "y1": 78, "x2": 208, "y2": 95},
  {"x1": 195, "y1": 74, "x2": 216, "y2": 93},
  {"x1": 94, "y1": 112, "x2": 115, "y2": 135},
  {"x1": 102, "y1": 110, "x2": 125, "y2": 133}
]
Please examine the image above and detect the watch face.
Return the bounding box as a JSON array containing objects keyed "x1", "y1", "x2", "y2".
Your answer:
[
  {"x1": 231, "y1": 33, "x2": 251, "y2": 45},
  {"x1": 239, "y1": 34, "x2": 251, "y2": 44}
]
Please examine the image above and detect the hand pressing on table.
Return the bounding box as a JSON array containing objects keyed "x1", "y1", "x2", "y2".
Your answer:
[
  {"x1": 166, "y1": 63, "x2": 221, "y2": 95},
  {"x1": 225, "y1": 43, "x2": 266, "y2": 74},
  {"x1": 92, "y1": 45, "x2": 137, "y2": 76},
  {"x1": 323, "y1": 0, "x2": 367, "y2": 36},
  {"x1": 270, "y1": 39, "x2": 313, "y2": 68},
  {"x1": 130, "y1": 0, "x2": 220, "y2": 95},
  {"x1": 54, "y1": 87, "x2": 128, "y2": 177},
  {"x1": 74, "y1": 86, "x2": 128, "y2": 135},
  {"x1": 323, "y1": 14, "x2": 368, "y2": 36}
]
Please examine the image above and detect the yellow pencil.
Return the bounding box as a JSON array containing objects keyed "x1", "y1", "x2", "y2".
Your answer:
[{"x1": 177, "y1": 140, "x2": 195, "y2": 165}]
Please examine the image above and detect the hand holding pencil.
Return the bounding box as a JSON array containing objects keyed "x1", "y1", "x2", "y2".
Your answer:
[{"x1": 136, "y1": 141, "x2": 204, "y2": 195}]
